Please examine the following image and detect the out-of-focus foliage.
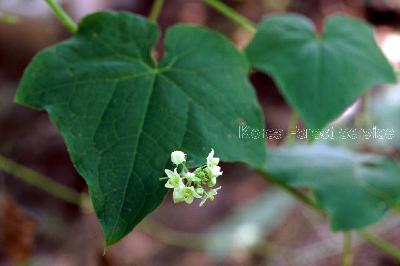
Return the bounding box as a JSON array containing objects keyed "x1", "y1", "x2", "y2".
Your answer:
[
  {"x1": 371, "y1": 84, "x2": 400, "y2": 148},
  {"x1": 265, "y1": 144, "x2": 400, "y2": 230},
  {"x1": 206, "y1": 188, "x2": 294, "y2": 261},
  {"x1": 246, "y1": 14, "x2": 396, "y2": 129}
]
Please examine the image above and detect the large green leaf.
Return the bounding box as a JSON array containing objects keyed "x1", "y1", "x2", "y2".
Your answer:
[
  {"x1": 15, "y1": 11, "x2": 265, "y2": 245},
  {"x1": 264, "y1": 144, "x2": 400, "y2": 230},
  {"x1": 246, "y1": 14, "x2": 396, "y2": 129}
]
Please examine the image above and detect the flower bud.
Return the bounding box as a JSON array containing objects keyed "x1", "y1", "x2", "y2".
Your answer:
[
  {"x1": 195, "y1": 187, "x2": 205, "y2": 195},
  {"x1": 171, "y1": 151, "x2": 186, "y2": 165}
]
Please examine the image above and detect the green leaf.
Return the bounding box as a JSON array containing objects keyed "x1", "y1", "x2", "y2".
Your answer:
[
  {"x1": 15, "y1": 11, "x2": 265, "y2": 245},
  {"x1": 264, "y1": 144, "x2": 400, "y2": 230},
  {"x1": 371, "y1": 85, "x2": 400, "y2": 148},
  {"x1": 246, "y1": 14, "x2": 396, "y2": 129}
]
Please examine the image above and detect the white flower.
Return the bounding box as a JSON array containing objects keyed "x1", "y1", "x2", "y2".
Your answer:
[
  {"x1": 164, "y1": 149, "x2": 223, "y2": 207},
  {"x1": 171, "y1": 150, "x2": 186, "y2": 165},
  {"x1": 173, "y1": 186, "x2": 201, "y2": 204},
  {"x1": 207, "y1": 149, "x2": 220, "y2": 167},
  {"x1": 210, "y1": 165, "x2": 223, "y2": 178},
  {"x1": 165, "y1": 168, "x2": 184, "y2": 189},
  {"x1": 207, "y1": 149, "x2": 222, "y2": 173},
  {"x1": 206, "y1": 149, "x2": 222, "y2": 187},
  {"x1": 173, "y1": 188, "x2": 184, "y2": 203},
  {"x1": 172, "y1": 188, "x2": 183, "y2": 203},
  {"x1": 200, "y1": 186, "x2": 222, "y2": 207}
]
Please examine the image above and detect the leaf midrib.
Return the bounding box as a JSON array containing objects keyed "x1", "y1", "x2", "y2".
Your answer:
[{"x1": 106, "y1": 72, "x2": 157, "y2": 243}]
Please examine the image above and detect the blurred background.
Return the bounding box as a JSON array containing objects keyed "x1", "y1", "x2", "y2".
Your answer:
[{"x1": 1, "y1": 0, "x2": 400, "y2": 265}]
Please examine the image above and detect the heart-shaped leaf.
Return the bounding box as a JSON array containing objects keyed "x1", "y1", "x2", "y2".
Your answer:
[
  {"x1": 264, "y1": 144, "x2": 400, "y2": 230},
  {"x1": 246, "y1": 14, "x2": 396, "y2": 129},
  {"x1": 15, "y1": 11, "x2": 266, "y2": 245}
]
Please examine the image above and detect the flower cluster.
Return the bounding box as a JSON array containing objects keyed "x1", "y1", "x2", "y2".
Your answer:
[{"x1": 163, "y1": 149, "x2": 222, "y2": 206}]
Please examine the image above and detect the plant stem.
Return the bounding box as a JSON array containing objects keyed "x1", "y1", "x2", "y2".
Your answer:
[
  {"x1": 359, "y1": 230, "x2": 400, "y2": 261},
  {"x1": 257, "y1": 169, "x2": 400, "y2": 262},
  {"x1": 149, "y1": 0, "x2": 165, "y2": 22},
  {"x1": 203, "y1": 0, "x2": 256, "y2": 33},
  {"x1": 0, "y1": 154, "x2": 81, "y2": 205},
  {"x1": 139, "y1": 218, "x2": 206, "y2": 250},
  {"x1": 257, "y1": 169, "x2": 323, "y2": 213},
  {"x1": 139, "y1": 218, "x2": 287, "y2": 257},
  {"x1": 355, "y1": 92, "x2": 373, "y2": 128},
  {"x1": 2, "y1": 155, "x2": 400, "y2": 261},
  {"x1": 44, "y1": 0, "x2": 77, "y2": 33},
  {"x1": 341, "y1": 232, "x2": 352, "y2": 266},
  {"x1": 283, "y1": 112, "x2": 299, "y2": 144}
]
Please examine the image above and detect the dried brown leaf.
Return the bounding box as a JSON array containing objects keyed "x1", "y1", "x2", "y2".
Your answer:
[{"x1": 0, "y1": 195, "x2": 37, "y2": 264}]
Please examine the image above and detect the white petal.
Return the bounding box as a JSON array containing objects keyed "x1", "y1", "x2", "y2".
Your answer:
[
  {"x1": 208, "y1": 149, "x2": 214, "y2": 158},
  {"x1": 193, "y1": 190, "x2": 202, "y2": 198},
  {"x1": 177, "y1": 180, "x2": 185, "y2": 189},
  {"x1": 211, "y1": 157, "x2": 220, "y2": 166},
  {"x1": 165, "y1": 169, "x2": 174, "y2": 178},
  {"x1": 173, "y1": 168, "x2": 180, "y2": 176},
  {"x1": 173, "y1": 188, "x2": 184, "y2": 203},
  {"x1": 207, "y1": 149, "x2": 214, "y2": 165},
  {"x1": 184, "y1": 196, "x2": 194, "y2": 204},
  {"x1": 165, "y1": 182, "x2": 174, "y2": 189},
  {"x1": 211, "y1": 166, "x2": 222, "y2": 177}
]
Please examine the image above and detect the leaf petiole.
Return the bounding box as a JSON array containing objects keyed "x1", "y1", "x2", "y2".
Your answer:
[
  {"x1": 0, "y1": 154, "x2": 81, "y2": 205},
  {"x1": 341, "y1": 232, "x2": 353, "y2": 266},
  {"x1": 202, "y1": 0, "x2": 256, "y2": 33},
  {"x1": 44, "y1": 0, "x2": 77, "y2": 33},
  {"x1": 359, "y1": 230, "x2": 400, "y2": 261},
  {"x1": 149, "y1": 0, "x2": 165, "y2": 22}
]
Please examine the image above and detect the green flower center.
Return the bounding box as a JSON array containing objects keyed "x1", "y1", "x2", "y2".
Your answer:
[
  {"x1": 183, "y1": 189, "x2": 193, "y2": 198},
  {"x1": 170, "y1": 176, "x2": 180, "y2": 186}
]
